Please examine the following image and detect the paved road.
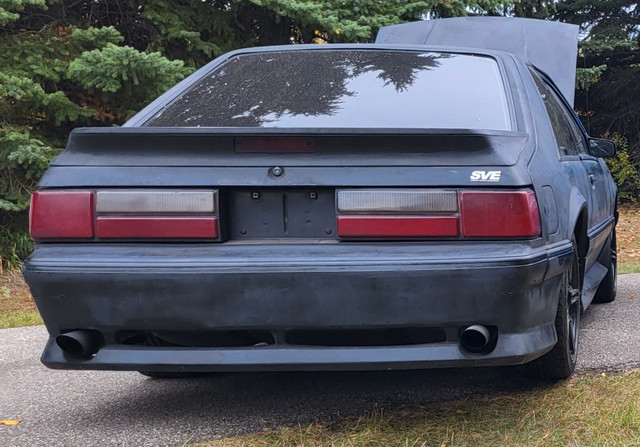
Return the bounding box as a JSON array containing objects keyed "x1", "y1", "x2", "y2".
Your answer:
[{"x1": 2, "y1": 274, "x2": 640, "y2": 447}]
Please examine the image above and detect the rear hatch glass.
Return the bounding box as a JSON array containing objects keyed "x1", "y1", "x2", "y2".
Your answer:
[{"x1": 144, "y1": 50, "x2": 512, "y2": 131}]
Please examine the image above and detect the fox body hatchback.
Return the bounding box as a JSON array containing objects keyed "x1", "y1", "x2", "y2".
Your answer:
[{"x1": 23, "y1": 18, "x2": 617, "y2": 380}]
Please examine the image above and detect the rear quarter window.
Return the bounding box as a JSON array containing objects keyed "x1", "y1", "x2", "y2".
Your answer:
[
  {"x1": 144, "y1": 50, "x2": 512, "y2": 131},
  {"x1": 530, "y1": 69, "x2": 586, "y2": 156}
]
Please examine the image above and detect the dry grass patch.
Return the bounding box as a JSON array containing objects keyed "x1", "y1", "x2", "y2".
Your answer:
[
  {"x1": 618, "y1": 204, "x2": 640, "y2": 274},
  {"x1": 199, "y1": 371, "x2": 640, "y2": 447},
  {"x1": 0, "y1": 269, "x2": 41, "y2": 329}
]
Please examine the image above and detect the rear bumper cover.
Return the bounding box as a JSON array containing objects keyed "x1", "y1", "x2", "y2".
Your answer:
[{"x1": 23, "y1": 241, "x2": 573, "y2": 371}]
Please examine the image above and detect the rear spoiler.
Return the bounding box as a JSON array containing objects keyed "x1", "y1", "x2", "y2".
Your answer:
[
  {"x1": 65, "y1": 126, "x2": 522, "y2": 137},
  {"x1": 51, "y1": 127, "x2": 528, "y2": 168}
]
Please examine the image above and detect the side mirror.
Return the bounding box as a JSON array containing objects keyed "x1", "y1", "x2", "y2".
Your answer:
[{"x1": 589, "y1": 138, "x2": 617, "y2": 158}]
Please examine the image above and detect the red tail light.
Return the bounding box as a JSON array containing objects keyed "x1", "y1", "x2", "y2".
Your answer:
[
  {"x1": 96, "y1": 217, "x2": 218, "y2": 239},
  {"x1": 337, "y1": 189, "x2": 460, "y2": 239},
  {"x1": 30, "y1": 191, "x2": 94, "y2": 239},
  {"x1": 30, "y1": 189, "x2": 220, "y2": 241},
  {"x1": 96, "y1": 190, "x2": 220, "y2": 240},
  {"x1": 460, "y1": 190, "x2": 541, "y2": 238},
  {"x1": 337, "y1": 216, "x2": 459, "y2": 238},
  {"x1": 337, "y1": 189, "x2": 541, "y2": 240},
  {"x1": 235, "y1": 136, "x2": 316, "y2": 153}
]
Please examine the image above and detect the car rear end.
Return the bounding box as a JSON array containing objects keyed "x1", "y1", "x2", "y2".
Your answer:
[{"x1": 23, "y1": 46, "x2": 571, "y2": 372}]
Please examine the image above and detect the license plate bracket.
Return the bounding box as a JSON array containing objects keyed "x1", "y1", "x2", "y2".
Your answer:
[{"x1": 228, "y1": 189, "x2": 336, "y2": 239}]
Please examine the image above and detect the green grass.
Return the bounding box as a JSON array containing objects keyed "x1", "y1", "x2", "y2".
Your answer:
[
  {"x1": 197, "y1": 371, "x2": 640, "y2": 447},
  {"x1": 619, "y1": 261, "x2": 640, "y2": 274},
  {"x1": 617, "y1": 205, "x2": 640, "y2": 273},
  {"x1": 0, "y1": 308, "x2": 42, "y2": 329},
  {"x1": 0, "y1": 270, "x2": 42, "y2": 329}
]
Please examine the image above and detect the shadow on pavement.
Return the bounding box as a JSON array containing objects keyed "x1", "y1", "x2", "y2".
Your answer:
[{"x1": 65, "y1": 366, "x2": 551, "y2": 438}]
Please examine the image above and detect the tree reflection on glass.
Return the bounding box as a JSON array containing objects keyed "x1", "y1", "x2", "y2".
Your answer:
[{"x1": 146, "y1": 50, "x2": 446, "y2": 127}]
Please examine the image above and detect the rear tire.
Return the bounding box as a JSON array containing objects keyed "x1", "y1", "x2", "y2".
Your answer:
[
  {"x1": 593, "y1": 229, "x2": 617, "y2": 303},
  {"x1": 532, "y1": 237, "x2": 581, "y2": 380}
]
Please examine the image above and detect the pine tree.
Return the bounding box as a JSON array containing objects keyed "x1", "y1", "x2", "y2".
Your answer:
[
  {"x1": 555, "y1": 1, "x2": 639, "y2": 152},
  {"x1": 553, "y1": 1, "x2": 639, "y2": 201},
  {"x1": 0, "y1": 0, "x2": 525, "y2": 266},
  {"x1": 0, "y1": 1, "x2": 189, "y2": 266}
]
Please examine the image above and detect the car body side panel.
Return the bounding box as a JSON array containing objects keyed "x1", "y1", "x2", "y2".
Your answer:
[
  {"x1": 514, "y1": 56, "x2": 615, "y2": 310},
  {"x1": 581, "y1": 157, "x2": 614, "y2": 227}
]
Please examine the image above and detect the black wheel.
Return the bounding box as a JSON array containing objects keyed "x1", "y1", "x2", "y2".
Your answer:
[
  {"x1": 593, "y1": 229, "x2": 617, "y2": 303},
  {"x1": 533, "y1": 237, "x2": 581, "y2": 380},
  {"x1": 137, "y1": 334, "x2": 205, "y2": 379}
]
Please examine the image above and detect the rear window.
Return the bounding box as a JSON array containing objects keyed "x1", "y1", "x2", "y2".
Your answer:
[{"x1": 144, "y1": 50, "x2": 512, "y2": 131}]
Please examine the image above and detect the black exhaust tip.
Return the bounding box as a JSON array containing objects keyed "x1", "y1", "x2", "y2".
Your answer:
[
  {"x1": 56, "y1": 330, "x2": 105, "y2": 357},
  {"x1": 460, "y1": 325, "x2": 493, "y2": 353}
]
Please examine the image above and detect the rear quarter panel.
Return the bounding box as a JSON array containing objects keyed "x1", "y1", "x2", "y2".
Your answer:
[
  {"x1": 514, "y1": 57, "x2": 584, "y2": 244},
  {"x1": 514, "y1": 56, "x2": 615, "y2": 285}
]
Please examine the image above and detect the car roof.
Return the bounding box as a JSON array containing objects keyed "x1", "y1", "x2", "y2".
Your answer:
[
  {"x1": 376, "y1": 17, "x2": 579, "y2": 106},
  {"x1": 210, "y1": 42, "x2": 509, "y2": 58}
]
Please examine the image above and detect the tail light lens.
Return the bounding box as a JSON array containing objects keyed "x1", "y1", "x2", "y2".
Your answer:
[
  {"x1": 337, "y1": 190, "x2": 458, "y2": 214},
  {"x1": 337, "y1": 216, "x2": 459, "y2": 238},
  {"x1": 30, "y1": 191, "x2": 95, "y2": 239},
  {"x1": 95, "y1": 217, "x2": 218, "y2": 239},
  {"x1": 95, "y1": 190, "x2": 218, "y2": 239},
  {"x1": 95, "y1": 190, "x2": 215, "y2": 214},
  {"x1": 337, "y1": 189, "x2": 460, "y2": 239},
  {"x1": 30, "y1": 189, "x2": 220, "y2": 241},
  {"x1": 460, "y1": 190, "x2": 541, "y2": 238},
  {"x1": 337, "y1": 189, "x2": 540, "y2": 240},
  {"x1": 235, "y1": 136, "x2": 316, "y2": 153}
]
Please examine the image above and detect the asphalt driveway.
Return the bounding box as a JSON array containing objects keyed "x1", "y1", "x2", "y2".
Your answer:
[{"x1": 2, "y1": 274, "x2": 640, "y2": 447}]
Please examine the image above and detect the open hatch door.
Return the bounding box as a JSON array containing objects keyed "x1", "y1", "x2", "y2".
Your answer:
[{"x1": 376, "y1": 17, "x2": 579, "y2": 106}]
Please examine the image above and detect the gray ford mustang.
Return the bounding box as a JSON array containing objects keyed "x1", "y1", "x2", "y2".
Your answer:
[{"x1": 23, "y1": 17, "x2": 617, "y2": 379}]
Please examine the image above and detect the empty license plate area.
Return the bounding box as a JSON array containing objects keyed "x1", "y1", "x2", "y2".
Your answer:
[{"x1": 228, "y1": 189, "x2": 337, "y2": 239}]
